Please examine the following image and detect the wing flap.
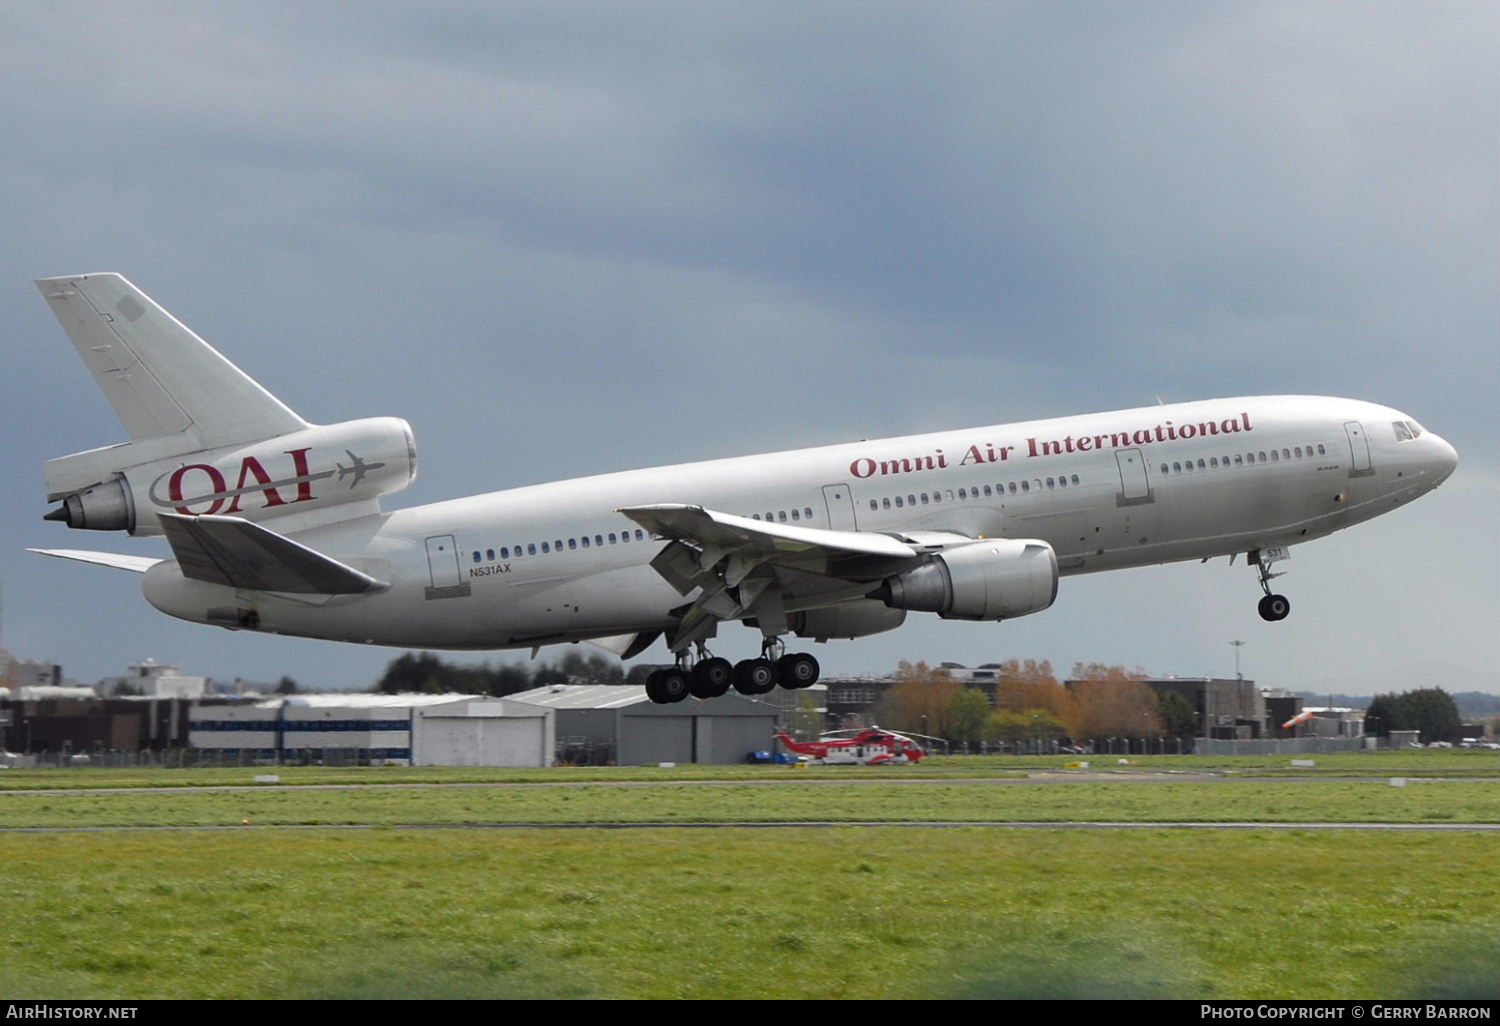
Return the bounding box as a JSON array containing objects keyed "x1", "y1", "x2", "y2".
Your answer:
[{"x1": 157, "y1": 513, "x2": 387, "y2": 595}]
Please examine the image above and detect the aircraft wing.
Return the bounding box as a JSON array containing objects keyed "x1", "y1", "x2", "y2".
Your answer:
[
  {"x1": 157, "y1": 513, "x2": 388, "y2": 595},
  {"x1": 27, "y1": 548, "x2": 162, "y2": 573},
  {"x1": 618, "y1": 503, "x2": 968, "y2": 650},
  {"x1": 621, "y1": 504, "x2": 919, "y2": 559}
]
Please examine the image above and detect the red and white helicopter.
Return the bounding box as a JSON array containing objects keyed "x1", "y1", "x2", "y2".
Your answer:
[{"x1": 773, "y1": 727, "x2": 926, "y2": 765}]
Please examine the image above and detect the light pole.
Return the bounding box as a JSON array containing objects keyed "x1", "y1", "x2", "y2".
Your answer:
[{"x1": 1230, "y1": 639, "x2": 1247, "y2": 680}]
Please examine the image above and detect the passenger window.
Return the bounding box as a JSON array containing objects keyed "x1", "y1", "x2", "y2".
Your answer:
[
  {"x1": 487, "y1": 549, "x2": 495, "y2": 560},
  {"x1": 472, "y1": 551, "x2": 481, "y2": 563},
  {"x1": 581, "y1": 537, "x2": 589, "y2": 548},
  {"x1": 790, "y1": 509, "x2": 800, "y2": 521},
  {"x1": 1021, "y1": 481, "x2": 1029, "y2": 492},
  {"x1": 895, "y1": 496, "x2": 904, "y2": 508},
  {"x1": 501, "y1": 547, "x2": 510, "y2": 559},
  {"x1": 1271, "y1": 451, "x2": 1279, "y2": 462},
  {"x1": 541, "y1": 542, "x2": 550, "y2": 553},
  {"x1": 984, "y1": 485, "x2": 993, "y2": 496},
  {"x1": 883, "y1": 497, "x2": 891, "y2": 509},
  {"x1": 636, "y1": 530, "x2": 645, "y2": 540},
  {"x1": 804, "y1": 508, "x2": 812, "y2": 519},
  {"x1": 528, "y1": 543, "x2": 536, "y2": 555}
]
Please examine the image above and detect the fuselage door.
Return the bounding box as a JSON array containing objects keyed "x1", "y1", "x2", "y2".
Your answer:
[
  {"x1": 423, "y1": 534, "x2": 470, "y2": 599},
  {"x1": 823, "y1": 483, "x2": 858, "y2": 530},
  {"x1": 1344, "y1": 421, "x2": 1373, "y2": 476},
  {"x1": 1114, "y1": 448, "x2": 1153, "y2": 505}
]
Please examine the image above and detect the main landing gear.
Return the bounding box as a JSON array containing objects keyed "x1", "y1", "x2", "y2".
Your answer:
[
  {"x1": 1250, "y1": 549, "x2": 1291, "y2": 622},
  {"x1": 643, "y1": 641, "x2": 820, "y2": 704}
]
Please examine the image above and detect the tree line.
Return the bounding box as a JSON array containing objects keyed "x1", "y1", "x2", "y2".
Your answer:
[
  {"x1": 866, "y1": 659, "x2": 1197, "y2": 750},
  {"x1": 1362, "y1": 688, "x2": 1463, "y2": 743},
  {"x1": 374, "y1": 650, "x2": 650, "y2": 696}
]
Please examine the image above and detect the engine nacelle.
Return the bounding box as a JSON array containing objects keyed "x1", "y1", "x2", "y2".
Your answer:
[
  {"x1": 45, "y1": 417, "x2": 417, "y2": 536},
  {"x1": 788, "y1": 600, "x2": 907, "y2": 642},
  {"x1": 878, "y1": 539, "x2": 1058, "y2": 622}
]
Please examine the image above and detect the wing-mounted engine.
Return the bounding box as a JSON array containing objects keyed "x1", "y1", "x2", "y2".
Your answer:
[
  {"x1": 45, "y1": 417, "x2": 417, "y2": 536},
  {"x1": 876, "y1": 538, "x2": 1058, "y2": 621}
]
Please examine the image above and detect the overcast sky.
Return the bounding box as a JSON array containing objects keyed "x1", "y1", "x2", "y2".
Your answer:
[{"x1": 1, "y1": 1, "x2": 1494, "y2": 695}]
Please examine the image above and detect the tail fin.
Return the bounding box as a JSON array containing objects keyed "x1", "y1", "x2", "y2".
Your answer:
[
  {"x1": 38, "y1": 273, "x2": 416, "y2": 536},
  {"x1": 36, "y1": 273, "x2": 307, "y2": 448}
]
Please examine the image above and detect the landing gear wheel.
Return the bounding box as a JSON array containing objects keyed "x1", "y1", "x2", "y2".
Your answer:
[
  {"x1": 644, "y1": 670, "x2": 667, "y2": 704},
  {"x1": 776, "y1": 652, "x2": 820, "y2": 689},
  {"x1": 732, "y1": 658, "x2": 777, "y2": 695},
  {"x1": 646, "y1": 668, "x2": 691, "y2": 703},
  {"x1": 690, "y1": 657, "x2": 733, "y2": 698},
  {"x1": 1257, "y1": 594, "x2": 1290, "y2": 622}
]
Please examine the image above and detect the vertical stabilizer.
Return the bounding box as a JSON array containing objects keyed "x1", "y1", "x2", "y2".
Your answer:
[
  {"x1": 36, "y1": 273, "x2": 307, "y2": 450},
  {"x1": 37, "y1": 274, "x2": 417, "y2": 536}
]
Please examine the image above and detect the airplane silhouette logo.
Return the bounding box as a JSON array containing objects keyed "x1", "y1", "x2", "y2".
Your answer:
[{"x1": 336, "y1": 450, "x2": 386, "y2": 489}]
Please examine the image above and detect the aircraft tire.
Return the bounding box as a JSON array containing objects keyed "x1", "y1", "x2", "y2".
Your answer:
[
  {"x1": 776, "y1": 653, "x2": 819, "y2": 689},
  {"x1": 644, "y1": 670, "x2": 668, "y2": 704},
  {"x1": 690, "y1": 657, "x2": 733, "y2": 698},
  {"x1": 732, "y1": 658, "x2": 777, "y2": 695},
  {"x1": 1257, "y1": 594, "x2": 1291, "y2": 622},
  {"x1": 657, "y1": 668, "x2": 692, "y2": 703}
]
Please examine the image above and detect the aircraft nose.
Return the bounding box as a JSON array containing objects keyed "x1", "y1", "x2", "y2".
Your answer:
[{"x1": 1428, "y1": 433, "x2": 1458, "y2": 483}]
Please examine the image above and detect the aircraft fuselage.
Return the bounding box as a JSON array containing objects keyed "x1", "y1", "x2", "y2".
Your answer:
[{"x1": 140, "y1": 394, "x2": 1456, "y2": 649}]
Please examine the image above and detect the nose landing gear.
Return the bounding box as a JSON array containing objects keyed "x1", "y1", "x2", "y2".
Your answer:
[{"x1": 1250, "y1": 548, "x2": 1291, "y2": 622}]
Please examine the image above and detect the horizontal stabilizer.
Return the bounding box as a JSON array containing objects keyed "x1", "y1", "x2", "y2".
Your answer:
[
  {"x1": 157, "y1": 513, "x2": 387, "y2": 595},
  {"x1": 27, "y1": 548, "x2": 161, "y2": 573}
]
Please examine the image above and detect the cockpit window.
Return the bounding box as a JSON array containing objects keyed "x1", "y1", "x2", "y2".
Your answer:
[{"x1": 1392, "y1": 420, "x2": 1423, "y2": 442}]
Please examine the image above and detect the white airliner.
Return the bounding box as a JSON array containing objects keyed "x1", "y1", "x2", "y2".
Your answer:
[{"x1": 31, "y1": 273, "x2": 1457, "y2": 704}]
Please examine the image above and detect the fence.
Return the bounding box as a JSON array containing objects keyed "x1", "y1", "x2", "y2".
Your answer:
[
  {"x1": 2, "y1": 748, "x2": 411, "y2": 769},
  {"x1": 1192, "y1": 736, "x2": 1366, "y2": 755}
]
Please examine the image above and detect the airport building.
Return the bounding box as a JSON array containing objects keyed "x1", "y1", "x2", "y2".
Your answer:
[
  {"x1": 188, "y1": 694, "x2": 554, "y2": 767},
  {"x1": 506, "y1": 684, "x2": 779, "y2": 765}
]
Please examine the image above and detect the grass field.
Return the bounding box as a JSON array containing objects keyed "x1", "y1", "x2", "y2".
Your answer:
[
  {"x1": 1, "y1": 756, "x2": 1495, "y2": 1000},
  {"x1": 0, "y1": 778, "x2": 1496, "y2": 828}
]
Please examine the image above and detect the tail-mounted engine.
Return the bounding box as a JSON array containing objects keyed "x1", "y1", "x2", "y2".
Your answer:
[
  {"x1": 877, "y1": 538, "x2": 1058, "y2": 621},
  {"x1": 44, "y1": 417, "x2": 417, "y2": 536}
]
